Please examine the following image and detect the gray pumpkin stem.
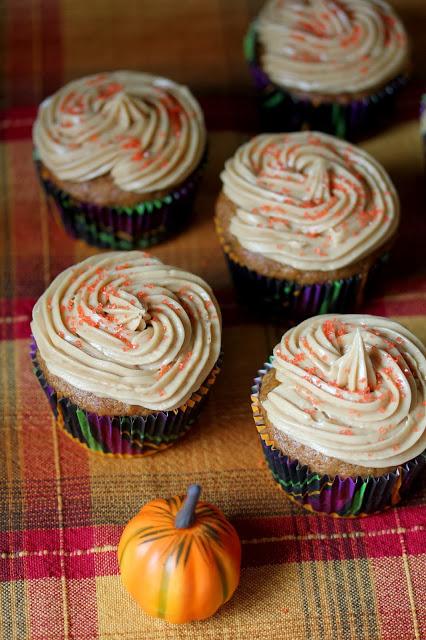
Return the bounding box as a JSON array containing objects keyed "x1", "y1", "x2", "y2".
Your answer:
[{"x1": 175, "y1": 484, "x2": 202, "y2": 529}]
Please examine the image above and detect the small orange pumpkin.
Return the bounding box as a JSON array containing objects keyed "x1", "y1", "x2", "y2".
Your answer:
[{"x1": 118, "y1": 484, "x2": 241, "y2": 624}]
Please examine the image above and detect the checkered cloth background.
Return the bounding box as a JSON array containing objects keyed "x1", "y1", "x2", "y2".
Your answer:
[{"x1": 1, "y1": 1, "x2": 426, "y2": 638}]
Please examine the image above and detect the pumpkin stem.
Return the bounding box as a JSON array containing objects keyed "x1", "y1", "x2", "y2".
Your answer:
[{"x1": 175, "y1": 484, "x2": 201, "y2": 529}]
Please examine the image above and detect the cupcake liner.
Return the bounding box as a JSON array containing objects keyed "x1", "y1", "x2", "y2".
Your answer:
[
  {"x1": 421, "y1": 94, "x2": 426, "y2": 167},
  {"x1": 31, "y1": 339, "x2": 221, "y2": 457},
  {"x1": 244, "y1": 24, "x2": 407, "y2": 140},
  {"x1": 34, "y1": 152, "x2": 206, "y2": 250},
  {"x1": 224, "y1": 250, "x2": 389, "y2": 321},
  {"x1": 252, "y1": 362, "x2": 426, "y2": 517}
]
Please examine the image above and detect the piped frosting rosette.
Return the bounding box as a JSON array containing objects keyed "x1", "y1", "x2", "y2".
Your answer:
[
  {"x1": 31, "y1": 252, "x2": 221, "y2": 413},
  {"x1": 264, "y1": 315, "x2": 426, "y2": 468},
  {"x1": 222, "y1": 132, "x2": 399, "y2": 272},
  {"x1": 256, "y1": 0, "x2": 409, "y2": 96},
  {"x1": 33, "y1": 71, "x2": 206, "y2": 193}
]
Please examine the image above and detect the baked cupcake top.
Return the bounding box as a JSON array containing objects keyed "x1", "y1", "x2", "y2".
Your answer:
[
  {"x1": 31, "y1": 252, "x2": 221, "y2": 411},
  {"x1": 262, "y1": 314, "x2": 426, "y2": 468},
  {"x1": 33, "y1": 71, "x2": 206, "y2": 194},
  {"x1": 220, "y1": 131, "x2": 399, "y2": 272},
  {"x1": 256, "y1": 0, "x2": 409, "y2": 96}
]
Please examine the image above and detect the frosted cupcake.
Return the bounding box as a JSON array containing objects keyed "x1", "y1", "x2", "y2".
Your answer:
[
  {"x1": 252, "y1": 314, "x2": 426, "y2": 516},
  {"x1": 244, "y1": 0, "x2": 410, "y2": 139},
  {"x1": 33, "y1": 71, "x2": 206, "y2": 249},
  {"x1": 215, "y1": 132, "x2": 399, "y2": 319},
  {"x1": 31, "y1": 251, "x2": 221, "y2": 455}
]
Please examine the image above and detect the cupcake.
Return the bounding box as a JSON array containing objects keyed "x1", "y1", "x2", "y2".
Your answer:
[
  {"x1": 30, "y1": 251, "x2": 221, "y2": 456},
  {"x1": 33, "y1": 71, "x2": 206, "y2": 249},
  {"x1": 252, "y1": 314, "x2": 426, "y2": 517},
  {"x1": 244, "y1": 0, "x2": 410, "y2": 139},
  {"x1": 215, "y1": 131, "x2": 399, "y2": 319}
]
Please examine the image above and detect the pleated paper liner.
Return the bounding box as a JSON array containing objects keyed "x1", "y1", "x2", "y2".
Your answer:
[
  {"x1": 244, "y1": 23, "x2": 408, "y2": 140},
  {"x1": 34, "y1": 151, "x2": 206, "y2": 250},
  {"x1": 31, "y1": 341, "x2": 221, "y2": 457},
  {"x1": 252, "y1": 362, "x2": 426, "y2": 517},
  {"x1": 223, "y1": 247, "x2": 389, "y2": 321}
]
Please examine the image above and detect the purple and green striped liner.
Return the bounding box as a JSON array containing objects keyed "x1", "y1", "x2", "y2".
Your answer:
[
  {"x1": 252, "y1": 361, "x2": 426, "y2": 517},
  {"x1": 31, "y1": 339, "x2": 221, "y2": 457},
  {"x1": 225, "y1": 250, "x2": 389, "y2": 321},
  {"x1": 34, "y1": 150, "x2": 206, "y2": 250},
  {"x1": 244, "y1": 23, "x2": 407, "y2": 140},
  {"x1": 421, "y1": 94, "x2": 426, "y2": 165}
]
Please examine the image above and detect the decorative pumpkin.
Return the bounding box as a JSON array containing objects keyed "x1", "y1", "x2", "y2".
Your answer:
[{"x1": 118, "y1": 484, "x2": 241, "y2": 624}]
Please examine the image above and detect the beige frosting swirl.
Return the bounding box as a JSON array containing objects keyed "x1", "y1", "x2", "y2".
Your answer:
[
  {"x1": 263, "y1": 314, "x2": 426, "y2": 468},
  {"x1": 221, "y1": 132, "x2": 399, "y2": 271},
  {"x1": 31, "y1": 252, "x2": 221, "y2": 411},
  {"x1": 256, "y1": 0, "x2": 409, "y2": 95},
  {"x1": 33, "y1": 71, "x2": 206, "y2": 193}
]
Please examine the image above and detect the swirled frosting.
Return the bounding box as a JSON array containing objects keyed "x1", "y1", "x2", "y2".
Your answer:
[
  {"x1": 33, "y1": 71, "x2": 206, "y2": 193},
  {"x1": 221, "y1": 132, "x2": 399, "y2": 271},
  {"x1": 31, "y1": 252, "x2": 221, "y2": 411},
  {"x1": 263, "y1": 314, "x2": 426, "y2": 468},
  {"x1": 256, "y1": 0, "x2": 409, "y2": 95}
]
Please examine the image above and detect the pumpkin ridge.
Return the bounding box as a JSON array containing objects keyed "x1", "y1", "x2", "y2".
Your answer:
[
  {"x1": 168, "y1": 496, "x2": 181, "y2": 511},
  {"x1": 194, "y1": 507, "x2": 217, "y2": 517},
  {"x1": 118, "y1": 526, "x2": 153, "y2": 566},
  {"x1": 157, "y1": 551, "x2": 175, "y2": 619},
  {"x1": 208, "y1": 518, "x2": 236, "y2": 537},
  {"x1": 195, "y1": 534, "x2": 212, "y2": 562},
  {"x1": 202, "y1": 523, "x2": 222, "y2": 545},
  {"x1": 138, "y1": 533, "x2": 174, "y2": 545},
  {"x1": 183, "y1": 536, "x2": 193, "y2": 567},
  {"x1": 138, "y1": 527, "x2": 173, "y2": 539},
  {"x1": 174, "y1": 538, "x2": 186, "y2": 568},
  {"x1": 211, "y1": 550, "x2": 229, "y2": 602},
  {"x1": 208, "y1": 518, "x2": 233, "y2": 532},
  {"x1": 147, "y1": 504, "x2": 172, "y2": 515}
]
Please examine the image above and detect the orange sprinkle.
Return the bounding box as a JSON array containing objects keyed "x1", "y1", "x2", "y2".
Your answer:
[
  {"x1": 121, "y1": 137, "x2": 140, "y2": 150},
  {"x1": 98, "y1": 82, "x2": 123, "y2": 98},
  {"x1": 178, "y1": 351, "x2": 193, "y2": 371},
  {"x1": 77, "y1": 304, "x2": 99, "y2": 328}
]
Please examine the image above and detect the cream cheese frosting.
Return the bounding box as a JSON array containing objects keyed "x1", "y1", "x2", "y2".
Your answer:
[
  {"x1": 33, "y1": 71, "x2": 206, "y2": 193},
  {"x1": 262, "y1": 314, "x2": 426, "y2": 468},
  {"x1": 31, "y1": 252, "x2": 221, "y2": 411},
  {"x1": 221, "y1": 132, "x2": 399, "y2": 272},
  {"x1": 256, "y1": 0, "x2": 409, "y2": 95}
]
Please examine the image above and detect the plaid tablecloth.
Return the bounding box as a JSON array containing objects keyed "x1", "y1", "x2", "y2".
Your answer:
[{"x1": 1, "y1": 1, "x2": 426, "y2": 638}]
